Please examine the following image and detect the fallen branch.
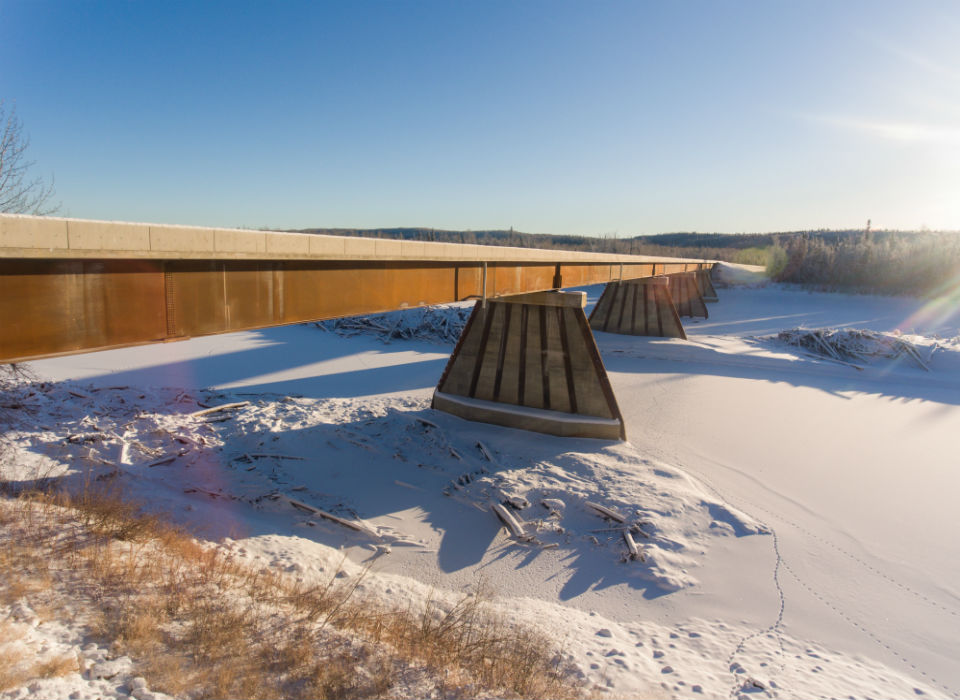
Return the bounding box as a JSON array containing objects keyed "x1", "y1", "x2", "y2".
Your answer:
[
  {"x1": 899, "y1": 341, "x2": 930, "y2": 371},
  {"x1": 147, "y1": 455, "x2": 176, "y2": 467},
  {"x1": 492, "y1": 503, "x2": 527, "y2": 539},
  {"x1": 798, "y1": 352, "x2": 864, "y2": 371},
  {"x1": 585, "y1": 501, "x2": 626, "y2": 523},
  {"x1": 203, "y1": 415, "x2": 235, "y2": 424},
  {"x1": 623, "y1": 531, "x2": 644, "y2": 561},
  {"x1": 183, "y1": 486, "x2": 226, "y2": 499},
  {"x1": 476, "y1": 441, "x2": 494, "y2": 463},
  {"x1": 247, "y1": 453, "x2": 304, "y2": 461},
  {"x1": 190, "y1": 401, "x2": 249, "y2": 417},
  {"x1": 284, "y1": 496, "x2": 377, "y2": 537}
]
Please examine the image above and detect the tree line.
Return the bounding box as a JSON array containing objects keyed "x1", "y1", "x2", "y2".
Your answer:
[
  {"x1": 767, "y1": 231, "x2": 960, "y2": 298},
  {"x1": 293, "y1": 226, "x2": 960, "y2": 298},
  {"x1": 294, "y1": 226, "x2": 775, "y2": 264}
]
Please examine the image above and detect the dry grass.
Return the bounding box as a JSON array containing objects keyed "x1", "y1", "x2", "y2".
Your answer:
[
  {"x1": 0, "y1": 485, "x2": 582, "y2": 699},
  {"x1": 0, "y1": 647, "x2": 76, "y2": 692},
  {"x1": 0, "y1": 622, "x2": 28, "y2": 692},
  {"x1": 32, "y1": 654, "x2": 78, "y2": 679},
  {"x1": 0, "y1": 650, "x2": 27, "y2": 693}
]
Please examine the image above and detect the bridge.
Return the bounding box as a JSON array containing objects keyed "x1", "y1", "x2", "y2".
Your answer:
[{"x1": 1, "y1": 213, "x2": 717, "y2": 439}]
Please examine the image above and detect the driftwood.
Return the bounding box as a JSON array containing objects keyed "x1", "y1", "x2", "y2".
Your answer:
[
  {"x1": 190, "y1": 401, "x2": 250, "y2": 417},
  {"x1": 183, "y1": 486, "x2": 227, "y2": 499},
  {"x1": 776, "y1": 329, "x2": 931, "y2": 371},
  {"x1": 491, "y1": 503, "x2": 527, "y2": 539},
  {"x1": 623, "y1": 530, "x2": 644, "y2": 561},
  {"x1": 246, "y1": 453, "x2": 304, "y2": 461},
  {"x1": 284, "y1": 496, "x2": 378, "y2": 537},
  {"x1": 316, "y1": 305, "x2": 471, "y2": 345},
  {"x1": 147, "y1": 455, "x2": 176, "y2": 467},
  {"x1": 585, "y1": 501, "x2": 626, "y2": 523},
  {"x1": 476, "y1": 441, "x2": 494, "y2": 463}
]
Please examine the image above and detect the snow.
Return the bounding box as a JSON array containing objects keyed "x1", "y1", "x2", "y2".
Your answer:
[
  {"x1": 0, "y1": 587, "x2": 173, "y2": 700},
  {"x1": 3, "y1": 265, "x2": 960, "y2": 699}
]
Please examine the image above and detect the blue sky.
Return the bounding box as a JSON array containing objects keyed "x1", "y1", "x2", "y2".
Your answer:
[{"x1": 2, "y1": 1, "x2": 959, "y2": 235}]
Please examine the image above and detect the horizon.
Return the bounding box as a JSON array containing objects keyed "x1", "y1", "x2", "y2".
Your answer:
[
  {"x1": 6, "y1": 209, "x2": 960, "y2": 239},
  {"x1": 3, "y1": 1, "x2": 959, "y2": 235},
  {"x1": 289, "y1": 224, "x2": 960, "y2": 238}
]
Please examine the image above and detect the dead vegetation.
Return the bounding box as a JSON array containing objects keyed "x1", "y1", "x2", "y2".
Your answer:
[
  {"x1": 316, "y1": 305, "x2": 472, "y2": 345},
  {"x1": 0, "y1": 485, "x2": 581, "y2": 699},
  {"x1": 774, "y1": 328, "x2": 935, "y2": 370}
]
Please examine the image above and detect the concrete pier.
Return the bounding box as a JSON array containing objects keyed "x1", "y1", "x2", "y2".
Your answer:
[
  {"x1": 432, "y1": 291, "x2": 625, "y2": 440},
  {"x1": 588, "y1": 276, "x2": 686, "y2": 339},
  {"x1": 696, "y1": 268, "x2": 719, "y2": 302},
  {"x1": 668, "y1": 272, "x2": 708, "y2": 319}
]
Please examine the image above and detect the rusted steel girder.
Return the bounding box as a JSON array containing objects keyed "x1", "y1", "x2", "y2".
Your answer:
[
  {"x1": 1, "y1": 258, "x2": 713, "y2": 363},
  {"x1": 0, "y1": 214, "x2": 714, "y2": 363}
]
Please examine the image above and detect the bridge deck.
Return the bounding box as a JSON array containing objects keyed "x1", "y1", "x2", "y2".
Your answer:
[{"x1": 1, "y1": 214, "x2": 712, "y2": 363}]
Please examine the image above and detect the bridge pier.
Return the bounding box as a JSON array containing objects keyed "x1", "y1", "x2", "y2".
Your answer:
[
  {"x1": 432, "y1": 290, "x2": 625, "y2": 440},
  {"x1": 588, "y1": 276, "x2": 686, "y2": 339},
  {"x1": 668, "y1": 272, "x2": 709, "y2": 319},
  {"x1": 696, "y1": 268, "x2": 719, "y2": 303}
]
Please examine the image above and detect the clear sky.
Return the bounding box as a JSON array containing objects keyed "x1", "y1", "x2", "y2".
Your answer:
[{"x1": 2, "y1": 1, "x2": 959, "y2": 235}]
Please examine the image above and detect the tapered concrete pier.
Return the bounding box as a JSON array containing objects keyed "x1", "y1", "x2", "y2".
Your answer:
[
  {"x1": 588, "y1": 276, "x2": 686, "y2": 339},
  {"x1": 668, "y1": 272, "x2": 709, "y2": 319},
  {"x1": 432, "y1": 291, "x2": 625, "y2": 440},
  {"x1": 696, "y1": 268, "x2": 719, "y2": 302}
]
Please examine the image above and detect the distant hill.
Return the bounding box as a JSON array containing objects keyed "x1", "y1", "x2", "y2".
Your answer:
[
  {"x1": 292, "y1": 226, "x2": 946, "y2": 249},
  {"x1": 631, "y1": 232, "x2": 777, "y2": 249},
  {"x1": 294, "y1": 227, "x2": 613, "y2": 251},
  {"x1": 290, "y1": 227, "x2": 903, "y2": 263}
]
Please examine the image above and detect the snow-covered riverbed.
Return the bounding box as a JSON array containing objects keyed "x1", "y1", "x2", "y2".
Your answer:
[{"x1": 5, "y1": 267, "x2": 959, "y2": 699}]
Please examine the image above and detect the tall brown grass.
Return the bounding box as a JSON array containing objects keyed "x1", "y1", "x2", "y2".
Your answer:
[{"x1": 0, "y1": 485, "x2": 581, "y2": 699}]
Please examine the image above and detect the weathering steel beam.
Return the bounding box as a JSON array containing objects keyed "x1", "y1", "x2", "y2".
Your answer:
[{"x1": 0, "y1": 214, "x2": 713, "y2": 364}]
